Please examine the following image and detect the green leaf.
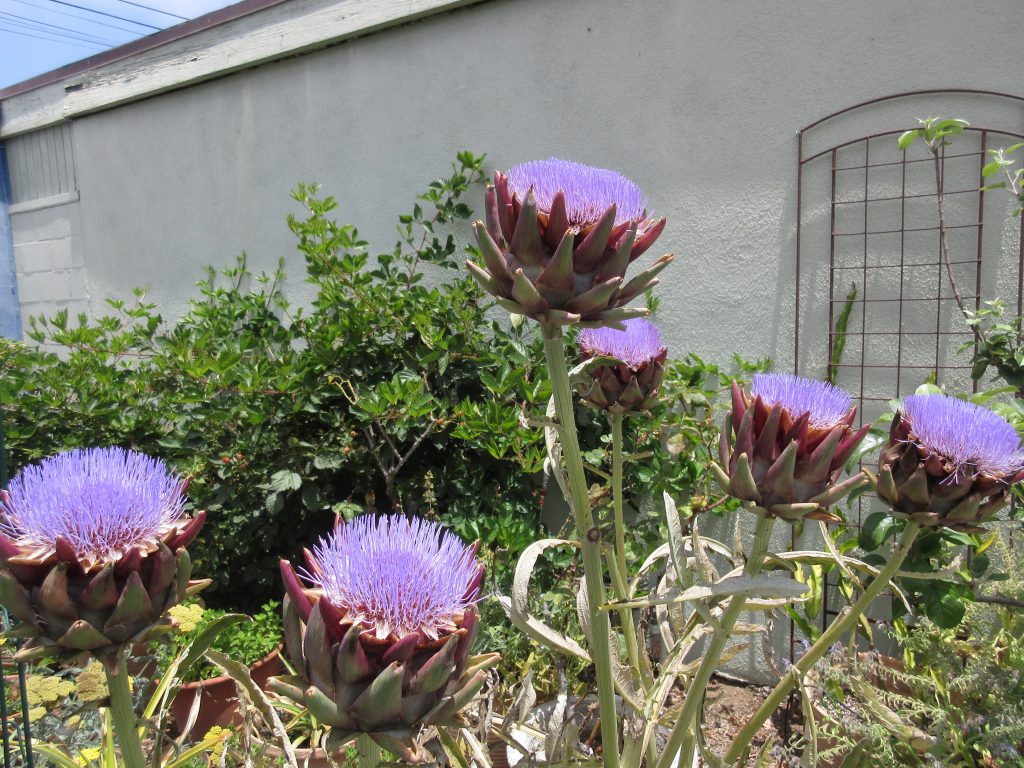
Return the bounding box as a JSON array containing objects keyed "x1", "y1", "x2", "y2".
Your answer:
[
  {"x1": 922, "y1": 582, "x2": 968, "y2": 628},
  {"x1": 897, "y1": 130, "x2": 918, "y2": 150},
  {"x1": 858, "y1": 512, "x2": 894, "y2": 551},
  {"x1": 269, "y1": 470, "x2": 302, "y2": 492}
]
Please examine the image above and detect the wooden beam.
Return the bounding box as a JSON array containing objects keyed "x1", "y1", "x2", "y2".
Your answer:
[
  {"x1": 62, "y1": 0, "x2": 487, "y2": 118},
  {"x1": 1, "y1": 84, "x2": 66, "y2": 139},
  {"x1": 0, "y1": 0, "x2": 487, "y2": 137}
]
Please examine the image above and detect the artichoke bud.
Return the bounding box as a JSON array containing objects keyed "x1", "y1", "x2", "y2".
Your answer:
[
  {"x1": 0, "y1": 448, "x2": 207, "y2": 662},
  {"x1": 272, "y1": 515, "x2": 497, "y2": 744},
  {"x1": 575, "y1": 318, "x2": 667, "y2": 414},
  {"x1": 715, "y1": 375, "x2": 868, "y2": 522},
  {"x1": 874, "y1": 394, "x2": 1024, "y2": 532},
  {"x1": 465, "y1": 159, "x2": 672, "y2": 328}
]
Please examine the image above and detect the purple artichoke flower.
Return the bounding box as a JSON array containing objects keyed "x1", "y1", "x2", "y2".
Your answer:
[
  {"x1": 714, "y1": 374, "x2": 869, "y2": 522},
  {"x1": 0, "y1": 448, "x2": 206, "y2": 661},
  {"x1": 466, "y1": 158, "x2": 673, "y2": 327},
  {"x1": 876, "y1": 393, "x2": 1024, "y2": 531},
  {"x1": 273, "y1": 515, "x2": 496, "y2": 742},
  {"x1": 576, "y1": 317, "x2": 668, "y2": 413}
]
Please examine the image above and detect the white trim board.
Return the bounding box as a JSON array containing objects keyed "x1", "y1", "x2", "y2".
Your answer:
[{"x1": 1, "y1": 0, "x2": 486, "y2": 138}]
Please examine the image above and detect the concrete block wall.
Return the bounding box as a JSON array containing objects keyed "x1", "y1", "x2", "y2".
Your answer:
[{"x1": 10, "y1": 201, "x2": 88, "y2": 344}]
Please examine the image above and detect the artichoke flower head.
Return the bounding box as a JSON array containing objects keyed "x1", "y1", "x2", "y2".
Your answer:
[
  {"x1": 876, "y1": 393, "x2": 1024, "y2": 531},
  {"x1": 576, "y1": 317, "x2": 667, "y2": 413},
  {"x1": 714, "y1": 373, "x2": 869, "y2": 522},
  {"x1": 466, "y1": 158, "x2": 673, "y2": 329},
  {"x1": 274, "y1": 515, "x2": 496, "y2": 749},
  {"x1": 0, "y1": 447, "x2": 206, "y2": 662}
]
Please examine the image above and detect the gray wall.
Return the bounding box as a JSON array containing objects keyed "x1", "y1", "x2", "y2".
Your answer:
[{"x1": 9, "y1": 0, "x2": 1023, "y2": 375}]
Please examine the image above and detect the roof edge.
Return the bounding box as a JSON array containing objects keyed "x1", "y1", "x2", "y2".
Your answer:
[{"x1": 0, "y1": 0, "x2": 293, "y2": 100}]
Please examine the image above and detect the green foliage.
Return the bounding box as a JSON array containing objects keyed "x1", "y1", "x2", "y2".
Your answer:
[
  {"x1": 962, "y1": 299, "x2": 1024, "y2": 393},
  {"x1": 897, "y1": 117, "x2": 969, "y2": 153},
  {"x1": 828, "y1": 282, "x2": 857, "y2": 385},
  {"x1": 981, "y1": 141, "x2": 1024, "y2": 216},
  {"x1": 0, "y1": 153, "x2": 550, "y2": 610},
  {"x1": 157, "y1": 600, "x2": 284, "y2": 684},
  {"x1": 811, "y1": 539, "x2": 1024, "y2": 766}
]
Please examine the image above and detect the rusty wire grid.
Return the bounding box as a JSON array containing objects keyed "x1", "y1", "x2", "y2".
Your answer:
[{"x1": 791, "y1": 90, "x2": 1024, "y2": 659}]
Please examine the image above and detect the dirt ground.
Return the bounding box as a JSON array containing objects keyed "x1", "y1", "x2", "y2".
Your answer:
[{"x1": 697, "y1": 675, "x2": 795, "y2": 766}]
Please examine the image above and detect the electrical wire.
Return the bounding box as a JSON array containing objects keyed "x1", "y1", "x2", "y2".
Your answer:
[
  {"x1": 113, "y1": 0, "x2": 186, "y2": 21},
  {"x1": 0, "y1": 10, "x2": 118, "y2": 45},
  {"x1": 8, "y1": 0, "x2": 147, "y2": 36},
  {"x1": 43, "y1": 0, "x2": 161, "y2": 31},
  {"x1": 0, "y1": 22, "x2": 104, "y2": 48}
]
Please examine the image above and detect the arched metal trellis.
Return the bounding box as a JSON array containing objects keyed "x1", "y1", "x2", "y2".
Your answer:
[{"x1": 793, "y1": 89, "x2": 1024, "y2": 645}]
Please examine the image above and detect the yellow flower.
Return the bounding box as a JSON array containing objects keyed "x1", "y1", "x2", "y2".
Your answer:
[
  {"x1": 169, "y1": 602, "x2": 205, "y2": 633},
  {"x1": 75, "y1": 747, "x2": 101, "y2": 766},
  {"x1": 24, "y1": 674, "x2": 74, "y2": 707},
  {"x1": 203, "y1": 725, "x2": 229, "y2": 762},
  {"x1": 27, "y1": 706, "x2": 46, "y2": 723},
  {"x1": 75, "y1": 662, "x2": 109, "y2": 703}
]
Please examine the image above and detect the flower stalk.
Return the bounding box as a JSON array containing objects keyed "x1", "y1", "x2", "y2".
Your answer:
[
  {"x1": 608, "y1": 412, "x2": 651, "y2": 690},
  {"x1": 654, "y1": 511, "x2": 776, "y2": 768},
  {"x1": 542, "y1": 324, "x2": 621, "y2": 768},
  {"x1": 104, "y1": 653, "x2": 146, "y2": 768},
  {"x1": 724, "y1": 520, "x2": 923, "y2": 765},
  {"x1": 357, "y1": 733, "x2": 381, "y2": 768}
]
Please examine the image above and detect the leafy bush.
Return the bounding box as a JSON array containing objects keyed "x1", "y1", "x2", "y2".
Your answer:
[
  {"x1": 0, "y1": 153, "x2": 547, "y2": 609},
  {"x1": 159, "y1": 600, "x2": 283, "y2": 683},
  {"x1": 810, "y1": 538, "x2": 1024, "y2": 766}
]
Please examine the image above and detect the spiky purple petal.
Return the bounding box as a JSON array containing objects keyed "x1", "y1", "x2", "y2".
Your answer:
[
  {"x1": 902, "y1": 394, "x2": 1024, "y2": 478},
  {"x1": 577, "y1": 318, "x2": 665, "y2": 369},
  {"x1": 751, "y1": 373, "x2": 852, "y2": 429},
  {"x1": 507, "y1": 158, "x2": 648, "y2": 228},
  {"x1": 0, "y1": 448, "x2": 186, "y2": 565},
  {"x1": 303, "y1": 515, "x2": 481, "y2": 640}
]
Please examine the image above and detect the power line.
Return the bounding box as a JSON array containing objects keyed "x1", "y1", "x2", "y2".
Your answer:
[
  {"x1": 43, "y1": 0, "x2": 162, "y2": 31},
  {"x1": 10, "y1": 0, "x2": 148, "y2": 36},
  {"x1": 0, "y1": 10, "x2": 119, "y2": 45},
  {"x1": 113, "y1": 0, "x2": 186, "y2": 21},
  {"x1": 0, "y1": 22, "x2": 104, "y2": 48}
]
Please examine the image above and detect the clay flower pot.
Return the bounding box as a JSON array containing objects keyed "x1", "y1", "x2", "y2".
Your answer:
[
  {"x1": 170, "y1": 645, "x2": 282, "y2": 736},
  {"x1": 253, "y1": 739, "x2": 348, "y2": 768}
]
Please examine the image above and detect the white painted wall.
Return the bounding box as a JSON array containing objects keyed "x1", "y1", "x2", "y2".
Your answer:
[{"x1": 9, "y1": 0, "x2": 1021, "y2": 374}]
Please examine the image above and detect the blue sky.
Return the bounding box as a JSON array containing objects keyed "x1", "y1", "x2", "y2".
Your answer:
[{"x1": 1, "y1": 0, "x2": 236, "y2": 89}]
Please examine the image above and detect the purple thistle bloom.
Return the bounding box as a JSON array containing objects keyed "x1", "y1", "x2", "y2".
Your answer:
[
  {"x1": 902, "y1": 394, "x2": 1024, "y2": 478},
  {"x1": 303, "y1": 515, "x2": 482, "y2": 641},
  {"x1": 0, "y1": 447, "x2": 186, "y2": 566},
  {"x1": 751, "y1": 373, "x2": 852, "y2": 429},
  {"x1": 507, "y1": 158, "x2": 649, "y2": 228},
  {"x1": 578, "y1": 318, "x2": 666, "y2": 369}
]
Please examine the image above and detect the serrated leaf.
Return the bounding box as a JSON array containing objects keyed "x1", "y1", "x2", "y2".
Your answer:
[
  {"x1": 497, "y1": 538, "x2": 589, "y2": 661},
  {"x1": 607, "y1": 574, "x2": 808, "y2": 610}
]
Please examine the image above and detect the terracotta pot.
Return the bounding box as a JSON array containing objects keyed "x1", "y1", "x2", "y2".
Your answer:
[
  {"x1": 170, "y1": 645, "x2": 282, "y2": 736},
  {"x1": 253, "y1": 739, "x2": 346, "y2": 768}
]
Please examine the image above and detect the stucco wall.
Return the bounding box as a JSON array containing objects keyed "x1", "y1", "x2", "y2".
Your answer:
[
  {"x1": 3, "y1": 0, "x2": 1024, "y2": 681},
  {"x1": 43, "y1": 0, "x2": 1020, "y2": 374}
]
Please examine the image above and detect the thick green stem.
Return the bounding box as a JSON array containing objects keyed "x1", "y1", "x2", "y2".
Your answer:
[
  {"x1": 724, "y1": 521, "x2": 922, "y2": 766},
  {"x1": 655, "y1": 512, "x2": 776, "y2": 768},
  {"x1": 104, "y1": 653, "x2": 146, "y2": 768},
  {"x1": 609, "y1": 412, "x2": 651, "y2": 688},
  {"x1": 611, "y1": 412, "x2": 628, "y2": 583},
  {"x1": 357, "y1": 734, "x2": 381, "y2": 768},
  {"x1": 542, "y1": 326, "x2": 620, "y2": 768},
  {"x1": 609, "y1": 411, "x2": 650, "y2": 768}
]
